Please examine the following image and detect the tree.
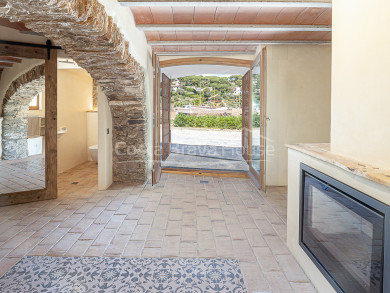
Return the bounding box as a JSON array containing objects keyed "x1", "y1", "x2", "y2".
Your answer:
[{"x1": 172, "y1": 74, "x2": 243, "y2": 108}]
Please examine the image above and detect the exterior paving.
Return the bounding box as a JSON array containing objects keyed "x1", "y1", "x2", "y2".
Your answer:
[{"x1": 162, "y1": 143, "x2": 249, "y2": 171}]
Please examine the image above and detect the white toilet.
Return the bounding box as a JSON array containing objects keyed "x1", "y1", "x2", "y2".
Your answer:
[{"x1": 88, "y1": 144, "x2": 98, "y2": 163}]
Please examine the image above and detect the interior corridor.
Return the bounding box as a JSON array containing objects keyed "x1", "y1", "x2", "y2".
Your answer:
[{"x1": 0, "y1": 162, "x2": 314, "y2": 292}]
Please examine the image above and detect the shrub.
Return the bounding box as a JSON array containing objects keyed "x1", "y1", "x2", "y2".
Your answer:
[
  {"x1": 252, "y1": 113, "x2": 261, "y2": 128},
  {"x1": 173, "y1": 113, "x2": 242, "y2": 130},
  {"x1": 173, "y1": 113, "x2": 188, "y2": 127}
]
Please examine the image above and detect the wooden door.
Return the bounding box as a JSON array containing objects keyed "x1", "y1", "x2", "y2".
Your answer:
[
  {"x1": 242, "y1": 70, "x2": 251, "y2": 163},
  {"x1": 152, "y1": 53, "x2": 161, "y2": 184},
  {"x1": 161, "y1": 73, "x2": 171, "y2": 161},
  {"x1": 0, "y1": 43, "x2": 57, "y2": 206}
]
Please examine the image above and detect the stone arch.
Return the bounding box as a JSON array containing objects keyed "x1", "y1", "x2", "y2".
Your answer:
[
  {"x1": 1, "y1": 0, "x2": 148, "y2": 184},
  {"x1": 1, "y1": 65, "x2": 45, "y2": 160}
]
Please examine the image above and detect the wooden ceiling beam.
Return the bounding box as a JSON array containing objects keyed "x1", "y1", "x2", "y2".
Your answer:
[
  {"x1": 120, "y1": 1, "x2": 332, "y2": 8},
  {"x1": 156, "y1": 51, "x2": 256, "y2": 56},
  {"x1": 138, "y1": 24, "x2": 331, "y2": 32},
  {"x1": 149, "y1": 40, "x2": 331, "y2": 46},
  {"x1": 0, "y1": 56, "x2": 22, "y2": 63},
  {"x1": 0, "y1": 62, "x2": 14, "y2": 67},
  {"x1": 0, "y1": 42, "x2": 50, "y2": 59},
  {"x1": 160, "y1": 57, "x2": 253, "y2": 68}
]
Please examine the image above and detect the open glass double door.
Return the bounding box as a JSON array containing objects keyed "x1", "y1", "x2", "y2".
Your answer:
[
  {"x1": 152, "y1": 49, "x2": 266, "y2": 191},
  {"x1": 152, "y1": 53, "x2": 172, "y2": 184},
  {"x1": 242, "y1": 48, "x2": 267, "y2": 191}
]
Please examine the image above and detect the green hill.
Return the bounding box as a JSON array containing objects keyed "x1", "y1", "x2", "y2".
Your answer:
[{"x1": 171, "y1": 75, "x2": 242, "y2": 108}]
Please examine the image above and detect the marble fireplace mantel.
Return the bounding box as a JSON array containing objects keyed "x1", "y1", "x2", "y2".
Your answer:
[{"x1": 286, "y1": 143, "x2": 390, "y2": 188}]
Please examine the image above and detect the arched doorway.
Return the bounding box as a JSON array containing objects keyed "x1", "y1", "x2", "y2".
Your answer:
[{"x1": 1, "y1": 64, "x2": 45, "y2": 160}]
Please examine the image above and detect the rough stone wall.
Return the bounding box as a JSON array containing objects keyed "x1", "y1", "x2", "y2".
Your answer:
[
  {"x1": 1, "y1": 0, "x2": 148, "y2": 184},
  {"x1": 1, "y1": 65, "x2": 45, "y2": 160}
]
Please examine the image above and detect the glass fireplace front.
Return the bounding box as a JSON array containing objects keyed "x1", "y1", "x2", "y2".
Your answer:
[{"x1": 299, "y1": 164, "x2": 390, "y2": 293}]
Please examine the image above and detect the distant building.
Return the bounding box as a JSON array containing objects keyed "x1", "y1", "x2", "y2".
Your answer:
[
  {"x1": 233, "y1": 87, "x2": 242, "y2": 95},
  {"x1": 171, "y1": 79, "x2": 181, "y2": 86}
]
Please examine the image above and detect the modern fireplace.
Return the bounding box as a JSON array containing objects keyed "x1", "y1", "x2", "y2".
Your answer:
[{"x1": 299, "y1": 164, "x2": 390, "y2": 293}]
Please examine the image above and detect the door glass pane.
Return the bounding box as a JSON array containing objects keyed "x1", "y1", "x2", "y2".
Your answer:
[{"x1": 251, "y1": 60, "x2": 261, "y2": 173}]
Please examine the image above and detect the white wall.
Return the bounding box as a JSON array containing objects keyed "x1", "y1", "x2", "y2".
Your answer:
[
  {"x1": 98, "y1": 86, "x2": 113, "y2": 190},
  {"x1": 87, "y1": 111, "x2": 98, "y2": 161},
  {"x1": 331, "y1": 0, "x2": 390, "y2": 169},
  {"x1": 265, "y1": 45, "x2": 332, "y2": 186},
  {"x1": 57, "y1": 69, "x2": 93, "y2": 173}
]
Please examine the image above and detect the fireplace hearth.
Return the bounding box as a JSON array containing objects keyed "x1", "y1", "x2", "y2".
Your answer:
[{"x1": 299, "y1": 164, "x2": 390, "y2": 293}]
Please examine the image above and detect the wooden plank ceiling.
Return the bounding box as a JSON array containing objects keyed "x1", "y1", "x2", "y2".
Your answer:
[
  {"x1": 127, "y1": 3, "x2": 332, "y2": 53},
  {"x1": 0, "y1": 5, "x2": 332, "y2": 56}
]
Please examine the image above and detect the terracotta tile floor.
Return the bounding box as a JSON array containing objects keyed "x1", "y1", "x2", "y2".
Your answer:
[
  {"x1": 0, "y1": 155, "x2": 45, "y2": 194},
  {"x1": 0, "y1": 162, "x2": 316, "y2": 292}
]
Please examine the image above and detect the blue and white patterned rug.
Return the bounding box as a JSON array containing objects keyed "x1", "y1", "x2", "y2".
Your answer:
[{"x1": 0, "y1": 256, "x2": 247, "y2": 293}]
